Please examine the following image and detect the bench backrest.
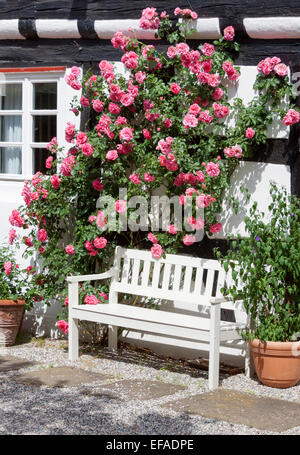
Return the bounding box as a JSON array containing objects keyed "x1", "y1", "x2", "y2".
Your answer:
[{"x1": 109, "y1": 246, "x2": 234, "y2": 305}]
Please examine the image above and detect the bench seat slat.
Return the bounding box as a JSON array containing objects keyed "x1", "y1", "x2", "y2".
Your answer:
[
  {"x1": 71, "y1": 303, "x2": 244, "y2": 333},
  {"x1": 71, "y1": 307, "x2": 212, "y2": 341}
]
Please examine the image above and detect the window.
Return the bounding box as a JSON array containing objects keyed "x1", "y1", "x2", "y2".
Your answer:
[{"x1": 0, "y1": 69, "x2": 66, "y2": 179}]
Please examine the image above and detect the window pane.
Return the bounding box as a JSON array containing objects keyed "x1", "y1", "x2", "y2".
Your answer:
[
  {"x1": 0, "y1": 146, "x2": 22, "y2": 174},
  {"x1": 33, "y1": 148, "x2": 52, "y2": 174},
  {"x1": 33, "y1": 83, "x2": 57, "y2": 110},
  {"x1": 33, "y1": 115, "x2": 56, "y2": 142},
  {"x1": 0, "y1": 84, "x2": 22, "y2": 110},
  {"x1": 0, "y1": 115, "x2": 22, "y2": 142}
]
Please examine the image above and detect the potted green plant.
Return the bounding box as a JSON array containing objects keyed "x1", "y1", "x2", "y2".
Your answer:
[
  {"x1": 216, "y1": 183, "x2": 300, "y2": 388},
  {"x1": 0, "y1": 246, "x2": 38, "y2": 346}
]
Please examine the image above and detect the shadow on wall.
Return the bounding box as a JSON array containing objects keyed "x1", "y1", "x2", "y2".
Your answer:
[{"x1": 22, "y1": 300, "x2": 65, "y2": 339}]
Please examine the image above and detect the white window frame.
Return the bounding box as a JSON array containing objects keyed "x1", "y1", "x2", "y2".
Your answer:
[{"x1": 0, "y1": 70, "x2": 67, "y2": 181}]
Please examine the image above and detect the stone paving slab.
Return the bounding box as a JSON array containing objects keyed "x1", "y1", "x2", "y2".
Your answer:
[
  {"x1": 0, "y1": 356, "x2": 38, "y2": 372},
  {"x1": 14, "y1": 366, "x2": 113, "y2": 388},
  {"x1": 82, "y1": 379, "x2": 186, "y2": 401},
  {"x1": 162, "y1": 389, "x2": 300, "y2": 431}
]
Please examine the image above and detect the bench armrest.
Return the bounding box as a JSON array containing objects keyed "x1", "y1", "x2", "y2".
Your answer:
[
  {"x1": 66, "y1": 267, "x2": 115, "y2": 283},
  {"x1": 210, "y1": 296, "x2": 233, "y2": 305}
]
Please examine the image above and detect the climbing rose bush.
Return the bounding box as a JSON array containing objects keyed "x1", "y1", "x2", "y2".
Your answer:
[{"x1": 7, "y1": 7, "x2": 299, "y2": 332}]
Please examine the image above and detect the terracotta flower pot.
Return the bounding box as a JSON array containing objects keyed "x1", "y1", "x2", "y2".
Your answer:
[
  {"x1": 0, "y1": 299, "x2": 25, "y2": 347},
  {"x1": 250, "y1": 338, "x2": 300, "y2": 388}
]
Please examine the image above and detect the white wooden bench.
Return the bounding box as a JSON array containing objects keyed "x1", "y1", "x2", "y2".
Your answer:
[{"x1": 67, "y1": 246, "x2": 251, "y2": 389}]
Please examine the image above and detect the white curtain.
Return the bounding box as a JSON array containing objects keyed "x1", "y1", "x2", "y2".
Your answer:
[{"x1": 0, "y1": 84, "x2": 22, "y2": 174}]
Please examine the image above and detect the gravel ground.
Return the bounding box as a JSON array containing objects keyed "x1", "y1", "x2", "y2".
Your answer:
[{"x1": 0, "y1": 337, "x2": 299, "y2": 435}]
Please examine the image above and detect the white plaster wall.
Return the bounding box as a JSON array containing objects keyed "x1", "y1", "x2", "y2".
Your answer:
[{"x1": 213, "y1": 162, "x2": 291, "y2": 239}]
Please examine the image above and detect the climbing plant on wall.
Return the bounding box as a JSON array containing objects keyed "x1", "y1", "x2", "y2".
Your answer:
[{"x1": 6, "y1": 6, "x2": 299, "y2": 333}]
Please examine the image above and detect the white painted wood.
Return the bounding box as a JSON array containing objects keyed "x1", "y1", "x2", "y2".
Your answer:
[
  {"x1": 0, "y1": 20, "x2": 25, "y2": 40},
  {"x1": 67, "y1": 268, "x2": 115, "y2": 283},
  {"x1": 68, "y1": 281, "x2": 79, "y2": 361},
  {"x1": 36, "y1": 20, "x2": 81, "y2": 39},
  {"x1": 244, "y1": 17, "x2": 300, "y2": 39},
  {"x1": 204, "y1": 269, "x2": 215, "y2": 297},
  {"x1": 209, "y1": 302, "x2": 221, "y2": 389},
  {"x1": 67, "y1": 247, "x2": 247, "y2": 387},
  {"x1": 68, "y1": 317, "x2": 79, "y2": 361}
]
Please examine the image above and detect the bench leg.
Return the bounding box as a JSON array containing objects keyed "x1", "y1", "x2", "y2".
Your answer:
[
  {"x1": 69, "y1": 317, "x2": 79, "y2": 361},
  {"x1": 209, "y1": 303, "x2": 221, "y2": 390},
  {"x1": 108, "y1": 325, "x2": 118, "y2": 351}
]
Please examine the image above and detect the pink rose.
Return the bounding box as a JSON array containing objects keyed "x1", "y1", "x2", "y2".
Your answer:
[
  {"x1": 65, "y1": 122, "x2": 75, "y2": 143},
  {"x1": 167, "y1": 225, "x2": 177, "y2": 234},
  {"x1": 94, "y1": 236, "x2": 107, "y2": 249},
  {"x1": 167, "y1": 46, "x2": 177, "y2": 58},
  {"x1": 65, "y1": 245, "x2": 75, "y2": 255},
  {"x1": 80, "y1": 95, "x2": 90, "y2": 107},
  {"x1": 129, "y1": 173, "x2": 142, "y2": 184},
  {"x1": 246, "y1": 128, "x2": 255, "y2": 139},
  {"x1": 282, "y1": 109, "x2": 300, "y2": 126},
  {"x1": 202, "y1": 43, "x2": 214, "y2": 57},
  {"x1": 120, "y1": 93, "x2": 134, "y2": 107},
  {"x1": 212, "y1": 88, "x2": 224, "y2": 101},
  {"x1": 37, "y1": 229, "x2": 48, "y2": 242},
  {"x1": 51, "y1": 174, "x2": 61, "y2": 189},
  {"x1": 92, "y1": 99, "x2": 104, "y2": 112},
  {"x1": 84, "y1": 295, "x2": 98, "y2": 305},
  {"x1": 119, "y1": 127, "x2": 133, "y2": 142},
  {"x1": 144, "y1": 172, "x2": 155, "y2": 182},
  {"x1": 45, "y1": 156, "x2": 53, "y2": 169},
  {"x1": 76, "y1": 132, "x2": 88, "y2": 146},
  {"x1": 81, "y1": 143, "x2": 94, "y2": 156},
  {"x1": 116, "y1": 116, "x2": 127, "y2": 126},
  {"x1": 196, "y1": 194, "x2": 211, "y2": 208},
  {"x1": 57, "y1": 320, "x2": 69, "y2": 334},
  {"x1": 209, "y1": 223, "x2": 222, "y2": 234},
  {"x1": 189, "y1": 104, "x2": 201, "y2": 116},
  {"x1": 96, "y1": 211, "x2": 107, "y2": 228},
  {"x1": 9, "y1": 229, "x2": 17, "y2": 245},
  {"x1": 92, "y1": 178, "x2": 104, "y2": 191},
  {"x1": 206, "y1": 162, "x2": 220, "y2": 177},
  {"x1": 4, "y1": 261, "x2": 12, "y2": 276},
  {"x1": 224, "y1": 26, "x2": 235, "y2": 41},
  {"x1": 199, "y1": 110, "x2": 213, "y2": 124},
  {"x1": 143, "y1": 129, "x2": 152, "y2": 140},
  {"x1": 135, "y1": 71, "x2": 146, "y2": 84},
  {"x1": 151, "y1": 243, "x2": 163, "y2": 258},
  {"x1": 274, "y1": 63, "x2": 288, "y2": 77},
  {"x1": 183, "y1": 113, "x2": 198, "y2": 128},
  {"x1": 170, "y1": 83, "x2": 181, "y2": 94},
  {"x1": 99, "y1": 292, "x2": 108, "y2": 301},
  {"x1": 183, "y1": 235, "x2": 195, "y2": 246},
  {"x1": 148, "y1": 232, "x2": 158, "y2": 244},
  {"x1": 106, "y1": 150, "x2": 118, "y2": 161},
  {"x1": 115, "y1": 199, "x2": 127, "y2": 213},
  {"x1": 108, "y1": 102, "x2": 121, "y2": 115}
]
